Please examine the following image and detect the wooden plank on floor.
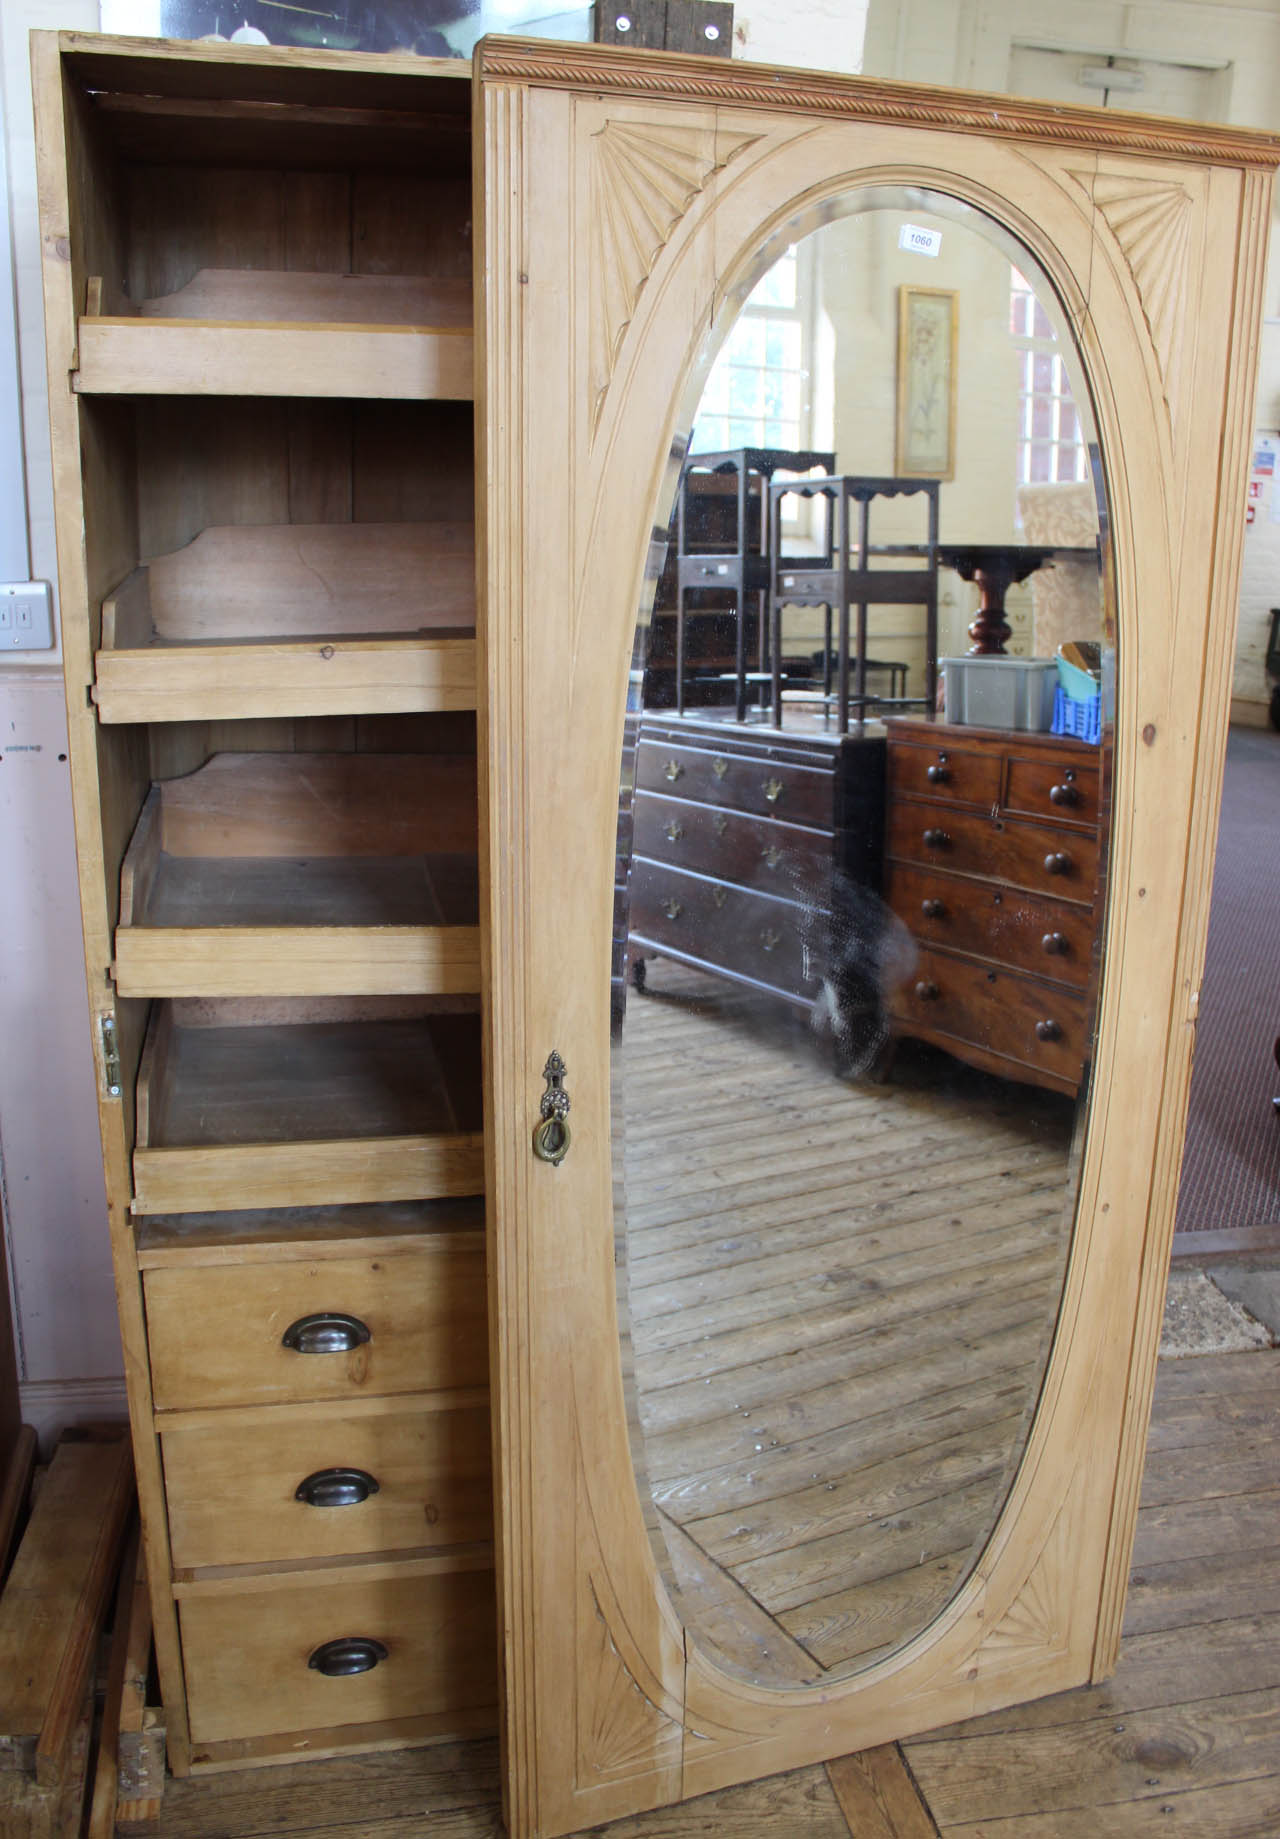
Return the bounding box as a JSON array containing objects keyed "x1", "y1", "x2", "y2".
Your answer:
[
  {"x1": 87, "y1": 1520, "x2": 142, "y2": 1839},
  {"x1": 1130, "y1": 1487, "x2": 1280, "y2": 1569},
  {"x1": 826, "y1": 1746, "x2": 939, "y2": 1838},
  {"x1": 927, "y1": 1773, "x2": 1280, "y2": 1836},
  {"x1": 0, "y1": 1427, "x2": 36, "y2": 1584},
  {"x1": 1122, "y1": 1543, "x2": 1280, "y2": 1636}
]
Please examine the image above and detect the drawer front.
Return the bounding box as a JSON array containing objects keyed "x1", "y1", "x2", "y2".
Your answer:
[
  {"x1": 887, "y1": 802, "x2": 1098, "y2": 903},
  {"x1": 632, "y1": 791, "x2": 832, "y2": 894},
  {"x1": 886, "y1": 863, "x2": 1096, "y2": 989},
  {"x1": 890, "y1": 947, "x2": 1088, "y2": 1084},
  {"x1": 887, "y1": 737, "x2": 1002, "y2": 809},
  {"x1": 163, "y1": 1404, "x2": 492, "y2": 1569},
  {"x1": 629, "y1": 860, "x2": 820, "y2": 996},
  {"x1": 180, "y1": 1566, "x2": 496, "y2": 1745},
  {"x1": 145, "y1": 1240, "x2": 487, "y2": 1410},
  {"x1": 1004, "y1": 752, "x2": 1100, "y2": 827},
  {"x1": 635, "y1": 737, "x2": 834, "y2": 827}
]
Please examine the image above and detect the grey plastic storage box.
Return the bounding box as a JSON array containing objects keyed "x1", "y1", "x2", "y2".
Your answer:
[{"x1": 940, "y1": 656, "x2": 1058, "y2": 731}]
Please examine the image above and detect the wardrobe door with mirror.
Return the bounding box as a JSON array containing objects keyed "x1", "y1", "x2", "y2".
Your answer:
[{"x1": 476, "y1": 40, "x2": 1276, "y2": 1839}]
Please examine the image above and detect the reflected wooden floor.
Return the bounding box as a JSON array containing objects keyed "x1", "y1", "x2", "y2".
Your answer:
[{"x1": 620, "y1": 960, "x2": 1077, "y2": 1681}]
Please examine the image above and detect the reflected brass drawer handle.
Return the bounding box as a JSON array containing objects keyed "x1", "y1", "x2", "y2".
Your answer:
[
  {"x1": 308, "y1": 1637, "x2": 388, "y2": 1677},
  {"x1": 295, "y1": 1467, "x2": 380, "y2": 1509},
  {"x1": 282, "y1": 1312, "x2": 370, "y2": 1355},
  {"x1": 763, "y1": 777, "x2": 784, "y2": 804},
  {"x1": 1043, "y1": 851, "x2": 1072, "y2": 875},
  {"x1": 921, "y1": 898, "x2": 946, "y2": 919},
  {"x1": 762, "y1": 846, "x2": 783, "y2": 870},
  {"x1": 926, "y1": 761, "x2": 950, "y2": 784},
  {"x1": 922, "y1": 828, "x2": 950, "y2": 849},
  {"x1": 760, "y1": 928, "x2": 782, "y2": 952},
  {"x1": 664, "y1": 819, "x2": 685, "y2": 842},
  {"x1": 712, "y1": 814, "x2": 729, "y2": 836},
  {"x1": 915, "y1": 979, "x2": 939, "y2": 1001},
  {"x1": 662, "y1": 897, "x2": 682, "y2": 920},
  {"x1": 663, "y1": 759, "x2": 683, "y2": 782},
  {"x1": 1042, "y1": 931, "x2": 1068, "y2": 955},
  {"x1": 712, "y1": 886, "x2": 728, "y2": 909},
  {"x1": 1035, "y1": 1018, "x2": 1063, "y2": 1042},
  {"x1": 713, "y1": 757, "x2": 729, "y2": 780}
]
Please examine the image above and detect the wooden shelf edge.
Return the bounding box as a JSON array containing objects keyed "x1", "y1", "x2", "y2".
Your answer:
[
  {"x1": 114, "y1": 924, "x2": 482, "y2": 999},
  {"x1": 154, "y1": 1387, "x2": 490, "y2": 1430},
  {"x1": 131, "y1": 1133, "x2": 486, "y2": 1215},
  {"x1": 171, "y1": 1543, "x2": 495, "y2": 1597},
  {"x1": 187, "y1": 1704, "x2": 498, "y2": 1774},
  {"x1": 74, "y1": 319, "x2": 474, "y2": 400}
]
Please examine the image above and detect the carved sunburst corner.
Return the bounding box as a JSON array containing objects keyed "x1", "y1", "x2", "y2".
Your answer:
[
  {"x1": 589, "y1": 120, "x2": 762, "y2": 433},
  {"x1": 1079, "y1": 171, "x2": 1194, "y2": 417}
]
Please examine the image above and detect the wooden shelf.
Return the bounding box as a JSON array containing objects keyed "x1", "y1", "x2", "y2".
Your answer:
[
  {"x1": 115, "y1": 752, "x2": 479, "y2": 998},
  {"x1": 131, "y1": 1000, "x2": 484, "y2": 1215},
  {"x1": 134, "y1": 1197, "x2": 484, "y2": 1268},
  {"x1": 76, "y1": 270, "x2": 473, "y2": 399},
  {"x1": 95, "y1": 523, "x2": 476, "y2": 721}
]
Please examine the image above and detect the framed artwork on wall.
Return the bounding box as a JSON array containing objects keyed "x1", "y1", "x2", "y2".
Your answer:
[{"x1": 897, "y1": 284, "x2": 957, "y2": 479}]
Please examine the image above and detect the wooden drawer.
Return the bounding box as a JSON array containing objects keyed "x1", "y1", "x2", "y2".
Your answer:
[
  {"x1": 886, "y1": 736, "x2": 1002, "y2": 809},
  {"x1": 1004, "y1": 752, "x2": 1100, "y2": 827},
  {"x1": 886, "y1": 802, "x2": 1098, "y2": 903},
  {"x1": 629, "y1": 861, "x2": 819, "y2": 998},
  {"x1": 179, "y1": 1563, "x2": 496, "y2": 1745},
  {"x1": 632, "y1": 790, "x2": 832, "y2": 894},
  {"x1": 145, "y1": 1237, "x2": 486, "y2": 1410},
  {"x1": 162, "y1": 1402, "x2": 492, "y2": 1569},
  {"x1": 885, "y1": 863, "x2": 1095, "y2": 989},
  {"x1": 889, "y1": 946, "x2": 1088, "y2": 1086},
  {"x1": 635, "y1": 737, "x2": 834, "y2": 827}
]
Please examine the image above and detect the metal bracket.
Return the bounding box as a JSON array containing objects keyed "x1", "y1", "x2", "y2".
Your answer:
[{"x1": 98, "y1": 1015, "x2": 121, "y2": 1099}]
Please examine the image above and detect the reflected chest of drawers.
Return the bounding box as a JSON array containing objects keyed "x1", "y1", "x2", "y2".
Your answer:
[
  {"x1": 626, "y1": 716, "x2": 885, "y2": 1009},
  {"x1": 882, "y1": 717, "x2": 1106, "y2": 1094}
]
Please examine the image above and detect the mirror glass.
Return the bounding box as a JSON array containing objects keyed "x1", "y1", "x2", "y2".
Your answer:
[{"x1": 611, "y1": 189, "x2": 1112, "y2": 1688}]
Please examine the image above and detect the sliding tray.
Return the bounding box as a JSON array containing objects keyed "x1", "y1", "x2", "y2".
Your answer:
[
  {"x1": 131, "y1": 998, "x2": 484, "y2": 1215},
  {"x1": 95, "y1": 523, "x2": 476, "y2": 723},
  {"x1": 75, "y1": 270, "x2": 473, "y2": 399},
  {"x1": 116, "y1": 752, "x2": 479, "y2": 998}
]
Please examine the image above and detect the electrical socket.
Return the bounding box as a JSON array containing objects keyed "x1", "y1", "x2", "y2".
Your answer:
[{"x1": 0, "y1": 582, "x2": 55, "y2": 650}]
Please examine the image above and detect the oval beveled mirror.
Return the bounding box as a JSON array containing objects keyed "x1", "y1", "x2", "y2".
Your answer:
[{"x1": 612, "y1": 188, "x2": 1112, "y2": 1689}]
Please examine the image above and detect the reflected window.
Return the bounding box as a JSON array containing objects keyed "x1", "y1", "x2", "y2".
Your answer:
[
  {"x1": 1011, "y1": 268, "x2": 1089, "y2": 489},
  {"x1": 695, "y1": 247, "x2": 812, "y2": 452}
]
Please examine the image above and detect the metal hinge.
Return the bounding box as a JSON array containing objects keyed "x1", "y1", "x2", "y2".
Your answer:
[{"x1": 98, "y1": 1014, "x2": 122, "y2": 1099}]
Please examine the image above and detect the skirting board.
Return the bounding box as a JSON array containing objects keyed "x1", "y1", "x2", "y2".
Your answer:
[{"x1": 20, "y1": 1377, "x2": 129, "y2": 1457}]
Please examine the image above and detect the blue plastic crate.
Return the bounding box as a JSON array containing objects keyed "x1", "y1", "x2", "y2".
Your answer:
[{"x1": 1051, "y1": 684, "x2": 1102, "y2": 744}]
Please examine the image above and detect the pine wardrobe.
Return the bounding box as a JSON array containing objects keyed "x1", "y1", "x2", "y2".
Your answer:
[{"x1": 35, "y1": 28, "x2": 1277, "y2": 1837}]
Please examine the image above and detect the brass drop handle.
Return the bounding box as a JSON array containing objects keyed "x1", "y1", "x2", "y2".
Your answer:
[
  {"x1": 712, "y1": 757, "x2": 729, "y2": 780},
  {"x1": 1049, "y1": 782, "x2": 1081, "y2": 807},
  {"x1": 926, "y1": 761, "x2": 950, "y2": 784},
  {"x1": 282, "y1": 1313, "x2": 370, "y2": 1355},
  {"x1": 762, "y1": 846, "x2": 783, "y2": 870},
  {"x1": 712, "y1": 814, "x2": 729, "y2": 836},
  {"x1": 664, "y1": 820, "x2": 685, "y2": 842},
  {"x1": 532, "y1": 1050, "x2": 571, "y2": 1167},
  {"x1": 915, "y1": 980, "x2": 939, "y2": 1001},
  {"x1": 1044, "y1": 851, "x2": 1072, "y2": 876},
  {"x1": 712, "y1": 885, "x2": 728, "y2": 908},
  {"x1": 921, "y1": 898, "x2": 946, "y2": 919},
  {"x1": 308, "y1": 1637, "x2": 388, "y2": 1677},
  {"x1": 1035, "y1": 1018, "x2": 1063, "y2": 1042},
  {"x1": 763, "y1": 777, "x2": 784, "y2": 804},
  {"x1": 923, "y1": 828, "x2": 950, "y2": 849},
  {"x1": 663, "y1": 759, "x2": 683, "y2": 782},
  {"x1": 760, "y1": 928, "x2": 782, "y2": 952},
  {"x1": 661, "y1": 897, "x2": 682, "y2": 920},
  {"x1": 295, "y1": 1468, "x2": 380, "y2": 1509},
  {"x1": 1042, "y1": 931, "x2": 1068, "y2": 955}
]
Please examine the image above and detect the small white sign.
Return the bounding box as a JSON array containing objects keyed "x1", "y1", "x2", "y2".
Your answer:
[{"x1": 899, "y1": 223, "x2": 942, "y2": 258}]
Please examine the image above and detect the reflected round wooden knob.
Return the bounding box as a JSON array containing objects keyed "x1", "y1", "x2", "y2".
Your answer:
[
  {"x1": 1043, "y1": 851, "x2": 1071, "y2": 875},
  {"x1": 1035, "y1": 1019, "x2": 1063, "y2": 1042},
  {"x1": 1049, "y1": 782, "x2": 1080, "y2": 807},
  {"x1": 921, "y1": 898, "x2": 946, "y2": 919},
  {"x1": 915, "y1": 980, "x2": 939, "y2": 1001},
  {"x1": 922, "y1": 828, "x2": 950, "y2": 849},
  {"x1": 1042, "y1": 931, "x2": 1068, "y2": 955},
  {"x1": 926, "y1": 762, "x2": 950, "y2": 784}
]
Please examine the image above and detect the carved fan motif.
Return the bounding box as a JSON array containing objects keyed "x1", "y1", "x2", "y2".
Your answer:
[
  {"x1": 578, "y1": 1580, "x2": 685, "y2": 1784},
  {"x1": 589, "y1": 121, "x2": 762, "y2": 431},
  {"x1": 1089, "y1": 174, "x2": 1194, "y2": 411}
]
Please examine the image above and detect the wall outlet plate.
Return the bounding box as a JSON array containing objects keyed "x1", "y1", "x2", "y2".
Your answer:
[{"x1": 0, "y1": 582, "x2": 55, "y2": 650}]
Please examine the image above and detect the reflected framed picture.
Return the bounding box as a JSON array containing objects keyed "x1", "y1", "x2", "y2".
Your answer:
[{"x1": 896, "y1": 284, "x2": 957, "y2": 480}]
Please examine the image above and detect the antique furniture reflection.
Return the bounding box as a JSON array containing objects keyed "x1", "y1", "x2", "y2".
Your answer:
[
  {"x1": 938, "y1": 542, "x2": 1059, "y2": 654},
  {"x1": 668, "y1": 446, "x2": 835, "y2": 718},
  {"x1": 626, "y1": 716, "x2": 883, "y2": 1010},
  {"x1": 883, "y1": 716, "x2": 1107, "y2": 1094},
  {"x1": 770, "y1": 474, "x2": 940, "y2": 722}
]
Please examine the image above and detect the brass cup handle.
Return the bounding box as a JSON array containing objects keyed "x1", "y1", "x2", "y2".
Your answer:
[
  {"x1": 1043, "y1": 851, "x2": 1072, "y2": 876},
  {"x1": 922, "y1": 828, "x2": 950, "y2": 849},
  {"x1": 282, "y1": 1312, "x2": 371, "y2": 1355},
  {"x1": 1035, "y1": 1018, "x2": 1063, "y2": 1042},
  {"x1": 921, "y1": 898, "x2": 946, "y2": 919},
  {"x1": 295, "y1": 1468, "x2": 380, "y2": 1509},
  {"x1": 308, "y1": 1637, "x2": 388, "y2": 1677},
  {"x1": 1049, "y1": 782, "x2": 1081, "y2": 807},
  {"x1": 1042, "y1": 931, "x2": 1068, "y2": 955},
  {"x1": 762, "y1": 777, "x2": 784, "y2": 804}
]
